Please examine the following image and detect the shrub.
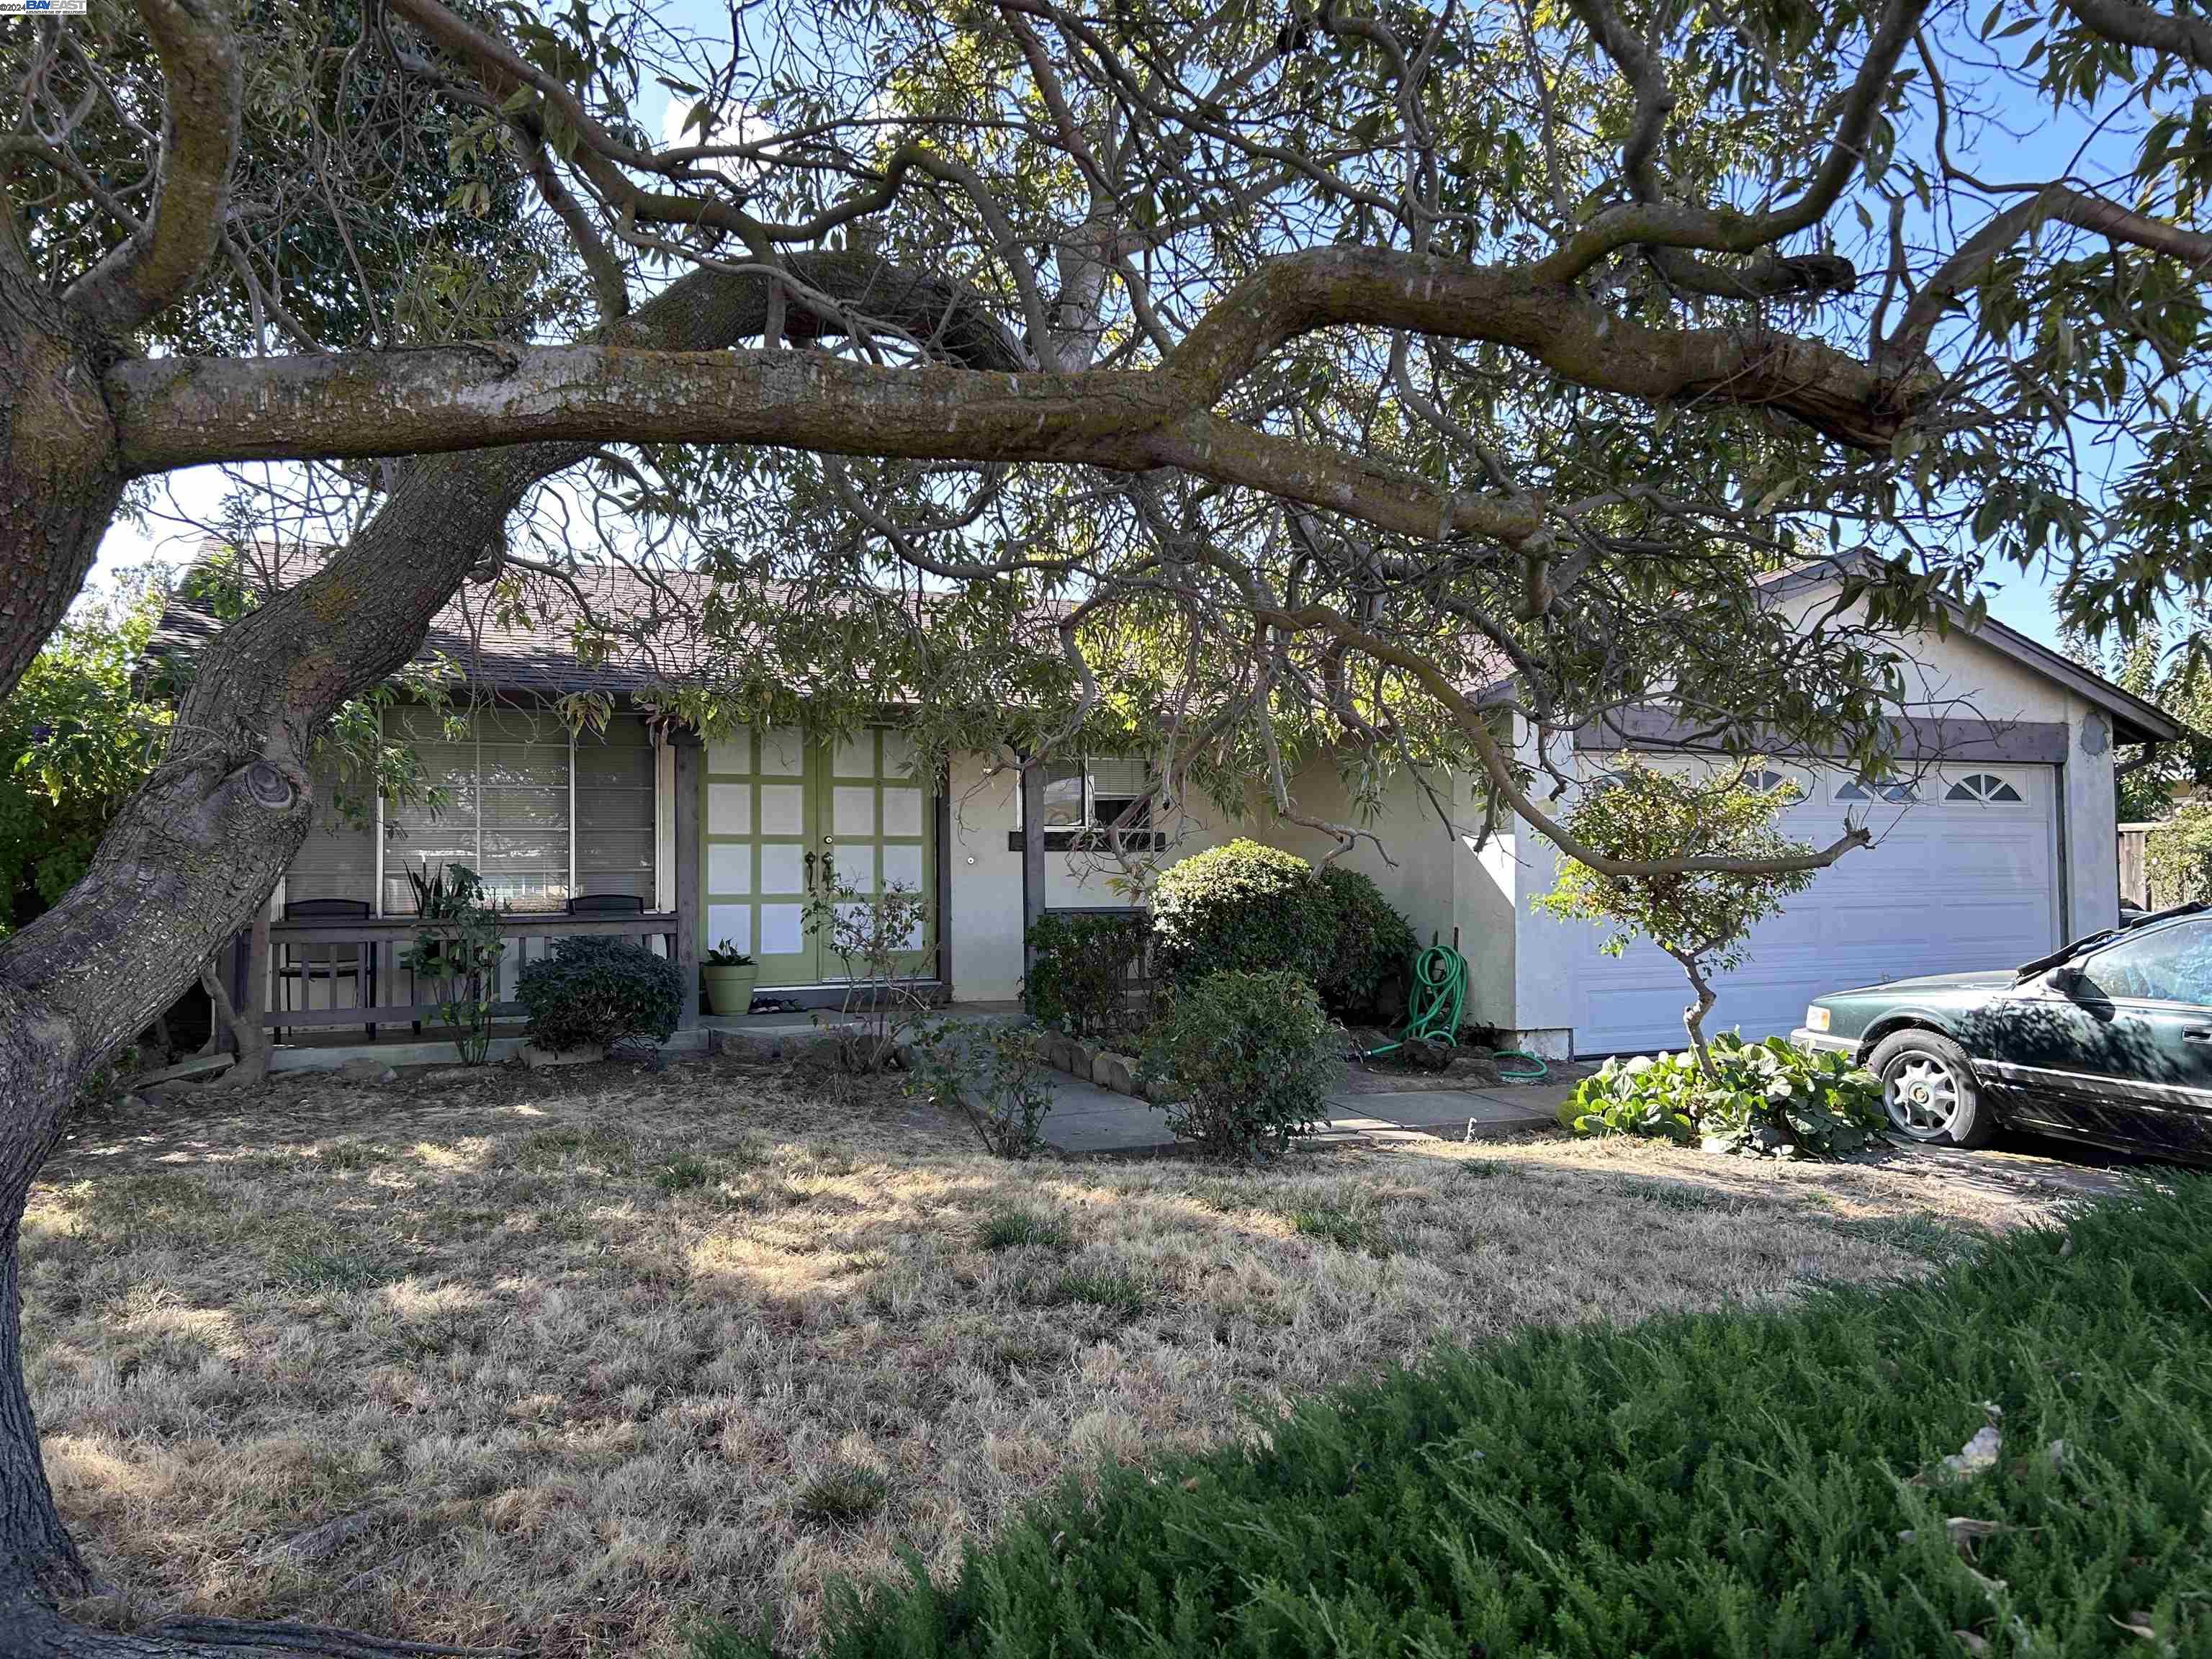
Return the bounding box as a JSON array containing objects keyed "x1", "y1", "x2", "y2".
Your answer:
[
  {"x1": 1149, "y1": 839, "x2": 1334, "y2": 989},
  {"x1": 1564, "y1": 1033, "x2": 1886, "y2": 1158},
  {"x1": 1314, "y1": 866, "x2": 1417, "y2": 1017},
  {"x1": 1533, "y1": 762, "x2": 1816, "y2": 1072},
  {"x1": 515, "y1": 935, "x2": 683, "y2": 1053},
  {"x1": 2146, "y1": 799, "x2": 2212, "y2": 907},
  {"x1": 741, "y1": 1177, "x2": 2212, "y2": 1659},
  {"x1": 1138, "y1": 970, "x2": 1340, "y2": 1158},
  {"x1": 912, "y1": 1023, "x2": 1055, "y2": 1159},
  {"x1": 1022, "y1": 910, "x2": 1151, "y2": 1038}
]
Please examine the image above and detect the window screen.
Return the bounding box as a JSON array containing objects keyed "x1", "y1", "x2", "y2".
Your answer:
[
  {"x1": 383, "y1": 705, "x2": 480, "y2": 914},
  {"x1": 576, "y1": 714, "x2": 657, "y2": 902},
  {"x1": 1087, "y1": 755, "x2": 1153, "y2": 830}
]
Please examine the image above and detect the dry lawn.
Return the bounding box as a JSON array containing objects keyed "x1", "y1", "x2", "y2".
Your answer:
[{"x1": 24, "y1": 1053, "x2": 2078, "y2": 1656}]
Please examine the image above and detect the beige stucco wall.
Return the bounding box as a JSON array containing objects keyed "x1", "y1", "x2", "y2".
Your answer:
[
  {"x1": 941, "y1": 750, "x2": 1476, "y2": 1004},
  {"x1": 943, "y1": 593, "x2": 2126, "y2": 1035}
]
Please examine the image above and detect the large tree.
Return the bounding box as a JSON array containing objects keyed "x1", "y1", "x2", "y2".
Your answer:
[{"x1": 2, "y1": 0, "x2": 2211, "y2": 1648}]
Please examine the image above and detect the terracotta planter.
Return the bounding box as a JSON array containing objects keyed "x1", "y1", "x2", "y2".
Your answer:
[{"x1": 702, "y1": 962, "x2": 760, "y2": 1017}]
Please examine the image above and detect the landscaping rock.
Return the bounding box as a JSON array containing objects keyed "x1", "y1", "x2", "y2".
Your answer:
[
  {"x1": 518, "y1": 1043, "x2": 606, "y2": 1071},
  {"x1": 1092, "y1": 1051, "x2": 1139, "y2": 1094},
  {"x1": 1065, "y1": 1040, "x2": 1097, "y2": 1081},
  {"x1": 336, "y1": 1058, "x2": 397, "y2": 1085}
]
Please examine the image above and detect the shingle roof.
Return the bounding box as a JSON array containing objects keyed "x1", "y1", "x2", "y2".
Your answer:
[{"x1": 145, "y1": 543, "x2": 737, "y2": 698}]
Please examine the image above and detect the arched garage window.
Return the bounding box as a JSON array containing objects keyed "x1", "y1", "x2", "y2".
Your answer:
[
  {"x1": 1835, "y1": 777, "x2": 1918, "y2": 802},
  {"x1": 1945, "y1": 773, "x2": 2023, "y2": 804}
]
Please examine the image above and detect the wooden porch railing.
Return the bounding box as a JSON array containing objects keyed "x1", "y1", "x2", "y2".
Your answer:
[{"x1": 264, "y1": 912, "x2": 680, "y2": 1034}]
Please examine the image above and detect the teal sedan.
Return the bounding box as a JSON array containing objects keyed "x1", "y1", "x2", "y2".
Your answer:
[{"x1": 1792, "y1": 903, "x2": 2212, "y2": 1161}]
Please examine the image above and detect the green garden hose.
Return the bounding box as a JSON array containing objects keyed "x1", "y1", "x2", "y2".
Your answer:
[
  {"x1": 1363, "y1": 943, "x2": 1467, "y2": 1059},
  {"x1": 1362, "y1": 942, "x2": 1550, "y2": 1080}
]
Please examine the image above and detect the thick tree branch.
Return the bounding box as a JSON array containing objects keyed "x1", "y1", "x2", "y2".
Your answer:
[
  {"x1": 63, "y1": 0, "x2": 242, "y2": 338},
  {"x1": 2062, "y1": 0, "x2": 2212, "y2": 71}
]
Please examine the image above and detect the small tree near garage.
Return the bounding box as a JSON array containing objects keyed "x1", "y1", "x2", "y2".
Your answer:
[{"x1": 1537, "y1": 765, "x2": 1819, "y2": 1076}]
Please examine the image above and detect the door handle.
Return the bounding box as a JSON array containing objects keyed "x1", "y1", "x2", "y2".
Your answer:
[
  {"x1": 2185, "y1": 1027, "x2": 2212, "y2": 1044},
  {"x1": 803, "y1": 850, "x2": 817, "y2": 891}
]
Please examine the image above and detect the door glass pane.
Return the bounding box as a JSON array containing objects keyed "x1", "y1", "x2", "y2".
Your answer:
[{"x1": 2080, "y1": 921, "x2": 2212, "y2": 1004}]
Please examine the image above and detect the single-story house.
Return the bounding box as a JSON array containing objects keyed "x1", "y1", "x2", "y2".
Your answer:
[{"x1": 150, "y1": 552, "x2": 2181, "y2": 1058}]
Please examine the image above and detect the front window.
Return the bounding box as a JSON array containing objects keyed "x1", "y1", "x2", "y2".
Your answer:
[
  {"x1": 382, "y1": 706, "x2": 657, "y2": 913},
  {"x1": 1018, "y1": 755, "x2": 1156, "y2": 844}
]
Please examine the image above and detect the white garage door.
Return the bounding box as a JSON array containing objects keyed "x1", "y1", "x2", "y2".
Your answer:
[{"x1": 1569, "y1": 760, "x2": 2061, "y2": 1056}]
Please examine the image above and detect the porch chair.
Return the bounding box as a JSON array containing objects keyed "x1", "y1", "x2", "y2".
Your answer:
[{"x1": 274, "y1": 897, "x2": 377, "y2": 1043}]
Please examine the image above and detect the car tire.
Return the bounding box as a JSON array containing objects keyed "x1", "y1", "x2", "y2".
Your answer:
[{"x1": 1866, "y1": 1030, "x2": 1995, "y2": 1148}]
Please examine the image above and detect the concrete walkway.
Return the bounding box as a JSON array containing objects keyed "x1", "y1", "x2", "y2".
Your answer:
[{"x1": 1044, "y1": 1074, "x2": 1574, "y2": 1155}]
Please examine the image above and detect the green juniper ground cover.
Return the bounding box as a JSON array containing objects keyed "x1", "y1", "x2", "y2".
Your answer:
[{"x1": 721, "y1": 1179, "x2": 2212, "y2": 1658}]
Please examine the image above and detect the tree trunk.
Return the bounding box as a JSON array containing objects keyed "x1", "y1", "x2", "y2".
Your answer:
[
  {"x1": 0, "y1": 253, "x2": 129, "y2": 704},
  {"x1": 0, "y1": 252, "x2": 1021, "y2": 1637},
  {"x1": 1669, "y1": 949, "x2": 1719, "y2": 1079}
]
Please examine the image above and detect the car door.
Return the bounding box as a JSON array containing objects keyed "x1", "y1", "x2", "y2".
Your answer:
[{"x1": 1998, "y1": 918, "x2": 2212, "y2": 1158}]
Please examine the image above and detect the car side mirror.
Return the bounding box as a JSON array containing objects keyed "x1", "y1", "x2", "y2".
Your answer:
[{"x1": 2046, "y1": 963, "x2": 2085, "y2": 997}]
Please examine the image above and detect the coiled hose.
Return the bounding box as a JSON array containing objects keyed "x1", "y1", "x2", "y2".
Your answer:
[{"x1": 1362, "y1": 942, "x2": 1548, "y2": 1079}]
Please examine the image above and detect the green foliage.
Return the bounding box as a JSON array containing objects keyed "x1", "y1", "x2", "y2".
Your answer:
[
  {"x1": 0, "y1": 576, "x2": 168, "y2": 932},
  {"x1": 1149, "y1": 840, "x2": 1334, "y2": 990},
  {"x1": 516, "y1": 935, "x2": 683, "y2": 1054},
  {"x1": 743, "y1": 1177, "x2": 2212, "y2": 1659},
  {"x1": 1138, "y1": 971, "x2": 1341, "y2": 1158},
  {"x1": 1558, "y1": 1050, "x2": 1707, "y2": 1144},
  {"x1": 793, "y1": 1463, "x2": 889, "y2": 1529},
  {"x1": 913, "y1": 1024, "x2": 1055, "y2": 1159},
  {"x1": 1566, "y1": 1035, "x2": 1887, "y2": 1160},
  {"x1": 398, "y1": 862, "x2": 505, "y2": 1066},
  {"x1": 1313, "y1": 866, "x2": 1417, "y2": 1017},
  {"x1": 1020, "y1": 910, "x2": 1150, "y2": 1038},
  {"x1": 976, "y1": 1208, "x2": 1075, "y2": 1253},
  {"x1": 2146, "y1": 801, "x2": 2212, "y2": 909},
  {"x1": 1536, "y1": 764, "x2": 1818, "y2": 1064},
  {"x1": 703, "y1": 939, "x2": 755, "y2": 967}
]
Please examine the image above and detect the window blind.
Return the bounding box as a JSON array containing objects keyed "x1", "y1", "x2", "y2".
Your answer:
[{"x1": 285, "y1": 766, "x2": 377, "y2": 907}]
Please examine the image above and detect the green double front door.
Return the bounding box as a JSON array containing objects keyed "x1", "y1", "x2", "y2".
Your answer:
[{"x1": 701, "y1": 727, "x2": 934, "y2": 986}]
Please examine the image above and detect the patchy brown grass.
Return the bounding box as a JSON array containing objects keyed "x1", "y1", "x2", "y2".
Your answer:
[{"x1": 24, "y1": 1056, "x2": 2073, "y2": 1657}]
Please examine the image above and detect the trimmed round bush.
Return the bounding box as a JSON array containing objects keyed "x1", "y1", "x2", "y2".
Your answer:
[
  {"x1": 1315, "y1": 865, "x2": 1417, "y2": 1017},
  {"x1": 1148, "y1": 839, "x2": 1334, "y2": 989},
  {"x1": 516, "y1": 935, "x2": 683, "y2": 1053},
  {"x1": 1137, "y1": 970, "x2": 1340, "y2": 1157}
]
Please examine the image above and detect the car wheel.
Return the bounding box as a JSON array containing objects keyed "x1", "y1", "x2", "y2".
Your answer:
[{"x1": 1866, "y1": 1030, "x2": 1995, "y2": 1148}]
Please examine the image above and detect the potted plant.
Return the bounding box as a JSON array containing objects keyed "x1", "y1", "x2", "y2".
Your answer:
[{"x1": 701, "y1": 940, "x2": 759, "y2": 1016}]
